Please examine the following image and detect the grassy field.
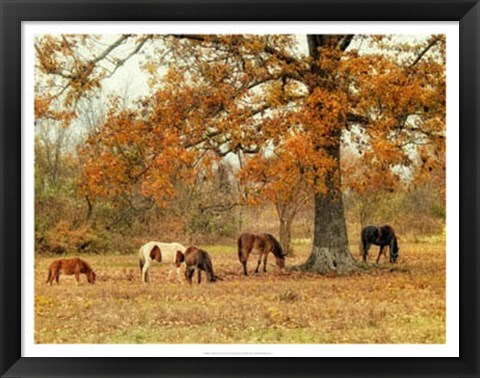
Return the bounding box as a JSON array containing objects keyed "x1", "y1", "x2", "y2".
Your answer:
[{"x1": 34, "y1": 242, "x2": 445, "y2": 344}]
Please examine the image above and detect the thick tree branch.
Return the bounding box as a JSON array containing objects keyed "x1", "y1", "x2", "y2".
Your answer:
[
  {"x1": 338, "y1": 35, "x2": 354, "y2": 51},
  {"x1": 346, "y1": 112, "x2": 369, "y2": 125},
  {"x1": 263, "y1": 45, "x2": 302, "y2": 66}
]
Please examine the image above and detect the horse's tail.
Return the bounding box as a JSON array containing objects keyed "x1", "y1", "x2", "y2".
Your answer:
[
  {"x1": 267, "y1": 234, "x2": 286, "y2": 257},
  {"x1": 237, "y1": 235, "x2": 244, "y2": 260},
  {"x1": 390, "y1": 230, "x2": 399, "y2": 259},
  {"x1": 361, "y1": 226, "x2": 377, "y2": 260},
  {"x1": 46, "y1": 268, "x2": 52, "y2": 283},
  {"x1": 361, "y1": 227, "x2": 366, "y2": 242},
  {"x1": 361, "y1": 226, "x2": 370, "y2": 244}
]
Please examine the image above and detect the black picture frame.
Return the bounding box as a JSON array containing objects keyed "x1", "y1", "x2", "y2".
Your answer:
[{"x1": 1, "y1": 0, "x2": 478, "y2": 377}]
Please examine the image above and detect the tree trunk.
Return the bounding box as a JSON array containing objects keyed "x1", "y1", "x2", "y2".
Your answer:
[
  {"x1": 297, "y1": 139, "x2": 357, "y2": 274},
  {"x1": 279, "y1": 214, "x2": 294, "y2": 256},
  {"x1": 293, "y1": 34, "x2": 357, "y2": 274},
  {"x1": 276, "y1": 200, "x2": 300, "y2": 256}
]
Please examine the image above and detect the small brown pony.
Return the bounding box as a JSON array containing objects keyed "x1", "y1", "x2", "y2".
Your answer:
[
  {"x1": 177, "y1": 246, "x2": 221, "y2": 285},
  {"x1": 237, "y1": 233, "x2": 286, "y2": 276},
  {"x1": 46, "y1": 258, "x2": 96, "y2": 285}
]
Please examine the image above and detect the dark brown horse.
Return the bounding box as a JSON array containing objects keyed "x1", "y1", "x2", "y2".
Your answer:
[
  {"x1": 361, "y1": 225, "x2": 399, "y2": 264},
  {"x1": 237, "y1": 233, "x2": 286, "y2": 276},
  {"x1": 179, "y1": 246, "x2": 221, "y2": 285}
]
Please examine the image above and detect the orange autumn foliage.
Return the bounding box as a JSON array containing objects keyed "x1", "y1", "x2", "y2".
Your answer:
[{"x1": 34, "y1": 34, "x2": 446, "y2": 271}]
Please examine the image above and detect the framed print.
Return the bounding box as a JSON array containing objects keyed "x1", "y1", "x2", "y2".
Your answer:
[{"x1": 1, "y1": 0, "x2": 479, "y2": 377}]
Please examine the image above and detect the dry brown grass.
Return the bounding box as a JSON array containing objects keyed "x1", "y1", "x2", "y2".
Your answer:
[{"x1": 34, "y1": 242, "x2": 445, "y2": 344}]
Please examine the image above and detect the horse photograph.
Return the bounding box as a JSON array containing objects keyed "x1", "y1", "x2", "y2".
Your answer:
[{"x1": 30, "y1": 28, "x2": 449, "y2": 352}]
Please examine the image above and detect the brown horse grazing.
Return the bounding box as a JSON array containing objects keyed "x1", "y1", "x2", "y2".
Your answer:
[
  {"x1": 237, "y1": 233, "x2": 286, "y2": 276},
  {"x1": 46, "y1": 258, "x2": 96, "y2": 285},
  {"x1": 179, "y1": 246, "x2": 221, "y2": 285}
]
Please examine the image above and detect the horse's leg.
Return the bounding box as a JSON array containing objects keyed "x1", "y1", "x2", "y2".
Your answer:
[
  {"x1": 254, "y1": 252, "x2": 263, "y2": 274},
  {"x1": 242, "y1": 258, "x2": 248, "y2": 276},
  {"x1": 55, "y1": 271, "x2": 60, "y2": 284},
  {"x1": 363, "y1": 242, "x2": 371, "y2": 262},
  {"x1": 75, "y1": 271, "x2": 80, "y2": 284},
  {"x1": 263, "y1": 252, "x2": 268, "y2": 273},
  {"x1": 376, "y1": 246, "x2": 385, "y2": 264},
  {"x1": 186, "y1": 267, "x2": 194, "y2": 285},
  {"x1": 142, "y1": 261, "x2": 150, "y2": 283},
  {"x1": 362, "y1": 238, "x2": 366, "y2": 261},
  {"x1": 189, "y1": 268, "x2": 195, "y2": 285},
  {"x1": 239, "y1": 249, "x2": 248, "y2": 276},
  {"x1": 47, "y1": 269, "x2": 54, "y2": 285},
  {"x1": 197, "y1": 269, "x2": 202, "y2": 285}
]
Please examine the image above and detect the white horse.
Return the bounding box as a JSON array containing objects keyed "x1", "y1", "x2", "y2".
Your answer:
[{"x1": 138, "y1": 241, "x2": 186, "y2": 283}]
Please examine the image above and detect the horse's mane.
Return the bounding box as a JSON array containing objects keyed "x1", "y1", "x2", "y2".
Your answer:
[
  {"x1": 203, "y1": 251, "x2": 214, "y2": 273},
  {"x1": 200, "y1": 250, "x2": 218, "y2": 281},
  {"x1": 381, "y1": 225, "x2": 399, "y2": 250},
  {"x1": 266, "y1": 234, "x2": 286, "y2": 257},
  {"x1": 392, "y1": 236, "x2": 398, "y2": 249}
]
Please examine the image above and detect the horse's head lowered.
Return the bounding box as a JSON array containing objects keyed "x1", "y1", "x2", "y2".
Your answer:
[
  {"x1": 87, "y1": 270, "x2": 96, "y2": 284},
  {"x1": 390, "y1": 240, "x2": 399, "y2": 264},
  {"x1": 275, "y1": 255, "x2": 286, "y2": 270},
  {"x1": 268, "y1": 234, "x2": 287, "y2": 270}
]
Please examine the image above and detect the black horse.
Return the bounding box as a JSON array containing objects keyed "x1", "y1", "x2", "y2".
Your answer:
[{"x1": 361, "y1": 225, "x2": 399, "y2": 264}]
